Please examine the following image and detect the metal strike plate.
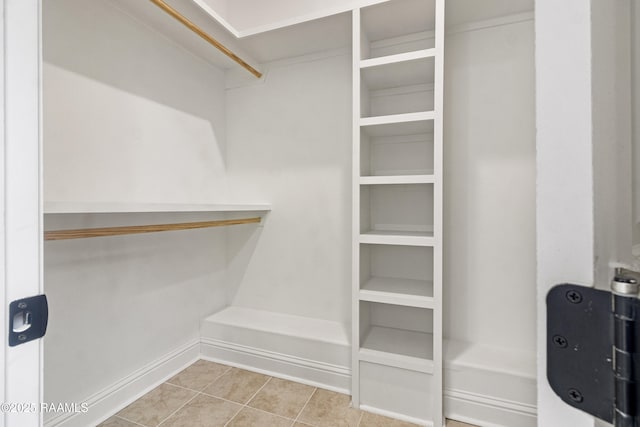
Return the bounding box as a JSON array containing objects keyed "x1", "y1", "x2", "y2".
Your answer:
[{"x1": 9, "y1": 294, "x2": 48, "y2": 347}]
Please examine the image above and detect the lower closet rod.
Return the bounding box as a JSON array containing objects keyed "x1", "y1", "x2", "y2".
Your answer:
[{"x1": 44, "y1": 217, "x2": 261, "y2": 241}]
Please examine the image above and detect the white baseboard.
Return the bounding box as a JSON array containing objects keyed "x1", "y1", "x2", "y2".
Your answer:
[
  {"x1": 444, "y1": 388, "x2": 537, "y2": 427},
  {"x1": 200, "y1": 337, "x2": 351, "y2": 393},
  {"x1": 44, "y1": 339, "x2": 200, "y2": 427}
]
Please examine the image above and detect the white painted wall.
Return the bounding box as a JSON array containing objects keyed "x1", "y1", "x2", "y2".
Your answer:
[
  {"x1": 42, "y1": 0, "x2": 229, "y2": 414},
  {"x1": 225, "y1": 53, "x2": 352, "y2": 324},
  {"x1": 44, "y1": 0, "x2": 227, "y2": 204},
  {"x1": 443, "y1": 20, "x2": 536, "y2": 353}
]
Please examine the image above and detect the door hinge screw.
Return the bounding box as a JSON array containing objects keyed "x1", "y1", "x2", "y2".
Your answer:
[
  {"x1": 568, "y1": 388, "x2": 583, "y2": 403},
  {"x1": 552, "y1": 335, "x2": 568, "y2": 348},
  {"x1": 566, "y1": 290, "x2": 583, "y2": 304}
]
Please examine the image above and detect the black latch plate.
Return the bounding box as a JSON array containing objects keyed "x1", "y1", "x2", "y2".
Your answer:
[
  {"x1": 9, "y1": 294, "x2": 48, "y2": 347},
  {"x1": 547, "y1": 284, "x2": 614, "y2": 423}
]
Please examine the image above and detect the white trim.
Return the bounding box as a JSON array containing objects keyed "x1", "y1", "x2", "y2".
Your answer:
[
  {"x1": 200, "y1": 338, "x2": 351, "y2": 394},
  {"x1": 370, "y1": 83, "x2": 434, "y2": 98},
  {"x1": 535, "y1": 1, "x2": 596, "y2": 426},
  {"x1": 44, "y1": 340, "x2": 200, "y2": 427},
  {"x1": 447, "y1": 12, "x2": 534, "y2": 36},
  {"x1": 444, "y1": 389, "x2": 537, "y2": 427},
  {"x1": 367, "y1": 12, "x2": 534, "y2": 53},
  {"x1": 0, "y1": 0, "x2": 7, "y2": 424},
  {"x1": 4, "y1": 1, "x2": 43, "y2": 425}
]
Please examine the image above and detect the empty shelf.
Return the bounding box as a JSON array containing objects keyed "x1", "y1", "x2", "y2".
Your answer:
[
  {"x1": 361, "y1": 52, "x2": 435, "y2": 92},
  {"x1": 360, "y1": 48, "x2": 436, "y2": 69},
  {"x1": 360, "y1": 175, "x2": 434, "y2": 185},
  {"x1": 360, "y1": 277, "x2": 434, "y2": 308},
  {"x1": 360, "y1": 326, "x2": 434, "y2": 373},
  {"x1": 360, "y1": 111, "x2": 434, "y2": 128},
  {"x1": 44, "y1": 201, "x2": 272, "y2": 214},
  {"x1": 360, "y1": 230, "x2": 434, "y2": 246}
]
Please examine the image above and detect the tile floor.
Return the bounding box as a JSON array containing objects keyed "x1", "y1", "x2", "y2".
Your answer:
[{"x1": 98, "y1": 360, "x2": 477, "y2": 427}]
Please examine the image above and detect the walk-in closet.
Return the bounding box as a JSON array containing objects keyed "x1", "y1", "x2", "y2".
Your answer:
[{"x1": 20, "y1": 0, "x2": 540, "y2": 425}]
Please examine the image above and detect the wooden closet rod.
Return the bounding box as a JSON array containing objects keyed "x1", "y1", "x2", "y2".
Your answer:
[
  {"x1": 45, "y1": 217, "x2": 261, "y2": 241},
  {"x1": 148, "y1": 0, "x2": 262, "y2": 78}
]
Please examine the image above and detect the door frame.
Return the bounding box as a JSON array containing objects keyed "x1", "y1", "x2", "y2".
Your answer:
[
  {"x1": 2, "y1": 0, "x2": 44, "y2": 426},
  {"x1": 536, "y1": 0, "x2": 634, "y2": 426}
]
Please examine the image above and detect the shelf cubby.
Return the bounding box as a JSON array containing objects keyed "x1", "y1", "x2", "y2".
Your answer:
[
  {"x1": 360, "y1": 0, "x2": 436, "y2": 61},
  {"x1": 360, "y1": 183, "x2": 433, "y2": 243},
  {"x1": 360, "y1": 244, "x2": 434, "y2": 309},
  {"x1": 359, "y1": 301, "x2": 434, "y2": 373},
  {"x1": 360, "y1": 69, "x2": 434, "y2": 119},
  {"x1": 360, "y1": 130, "x2": 434, "y2": 178}
]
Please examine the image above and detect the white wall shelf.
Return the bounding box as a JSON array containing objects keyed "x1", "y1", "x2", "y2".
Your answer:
[
  {"x1": 361, "y1": 117, "x2": 434, "y2": 138},
  {"x1": 361, "y1": 55, "x2": 434, "y2": 92},
  {"x1": 360, "y1": 174, "x2": 434, "y2": 185},
  {"x1": 44, "y1": 201, "x2": 272, "y2": 215},
  {"x1": 360, "y1": 48, "x2": 436, "y2": 69},
  {"x1": 360, "y1": 277, "x2": 434, "y2": 308},
  {"x1": 360, "y1": 111, "x2": 434, "y2": 128},
  {"x1": 360, "y1": 230, "x2": 434, "y2": 246}
]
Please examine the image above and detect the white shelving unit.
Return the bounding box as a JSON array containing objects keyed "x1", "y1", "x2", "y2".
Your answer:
[{"x1": 352, "y1": 0, "x2": 444, "y2": 425}]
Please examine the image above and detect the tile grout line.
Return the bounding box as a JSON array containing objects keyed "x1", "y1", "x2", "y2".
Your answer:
[
  {"x1": 156, "y1": 390, "x2": 200, "y2": 427},
  {"x1": 291, "y1": 387, "x2": 317, "y2": 426},
  {"x1": 224, "y1": 376, "x2": 274, "y2": 427},
  {"x1": 154, "y1": 363, "x2": 233, "y2": 426},
  {"x1": 112, "y1": 414, "x2": 147, "y2": 427},
  {"x1": 356, "y1": 410, "x2": 364, "y2": 427},
  {"x1": 166, "y1": 365, "x2": 233, "y2": 394}
]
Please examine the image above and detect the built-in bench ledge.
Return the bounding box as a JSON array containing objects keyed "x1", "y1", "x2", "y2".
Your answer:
[
  {"x1": 444, "y1": 339, "x2": 537, "y2": 427},
  {"x1": 200, "y1": 306, "x2": 351, "y2": 393}
]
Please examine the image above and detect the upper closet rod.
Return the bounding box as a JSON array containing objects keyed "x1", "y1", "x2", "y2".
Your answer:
[
  {"x1": 148, "y1": 0, "x2": 263, "y2": 78},
  {"x1": 45, "y1": 217, "x2": 261, "y2": 241}
]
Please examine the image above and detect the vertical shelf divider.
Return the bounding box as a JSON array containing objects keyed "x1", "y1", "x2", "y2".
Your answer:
[
  {"x1": 432, "y1": 0, "x2": 445, "y2": 425},
  {"x1": 351, "y1": 7, "x2": 362, "y2": 409}
]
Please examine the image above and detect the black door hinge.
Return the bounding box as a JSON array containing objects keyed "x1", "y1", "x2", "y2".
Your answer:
[
  {"x1": 8, "y1": 294, "x2": 48, "y2": 347},
  {"x1": 547, "y1": 268, "x2": 640, "y2": 427}
]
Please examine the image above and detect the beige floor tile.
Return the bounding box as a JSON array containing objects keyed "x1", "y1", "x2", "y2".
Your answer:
[
  {"x1": 202, "y1": 368, "x2": 270, "y2": 404},
  {"x1": 159, "y1": 394, "x2": 242, "y2": 427},
  {"x1": 360, "y1": 411, "x2": 419, "y2": 427},
  {"x1": 165, "y1": 360, "x2": 231, "y2": 391},
  {"x1": 247, "y1": 377, "x2": 315, "y2": 419},
  {"x1": 227, "y1": 407, "x2": 293, "y2": 427},
  {"x1": 117, "y1": 383, "x2": 196, "y2": 427},
  {"x1": 297, "y1": 389, "x2": 360, "y2": 427},
  {"x1": 97, "y1": 416, "x2": 141, "y2": 427},
  {"x1": 446, "y1": 420, "x2": 479, "y2": 427}
]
